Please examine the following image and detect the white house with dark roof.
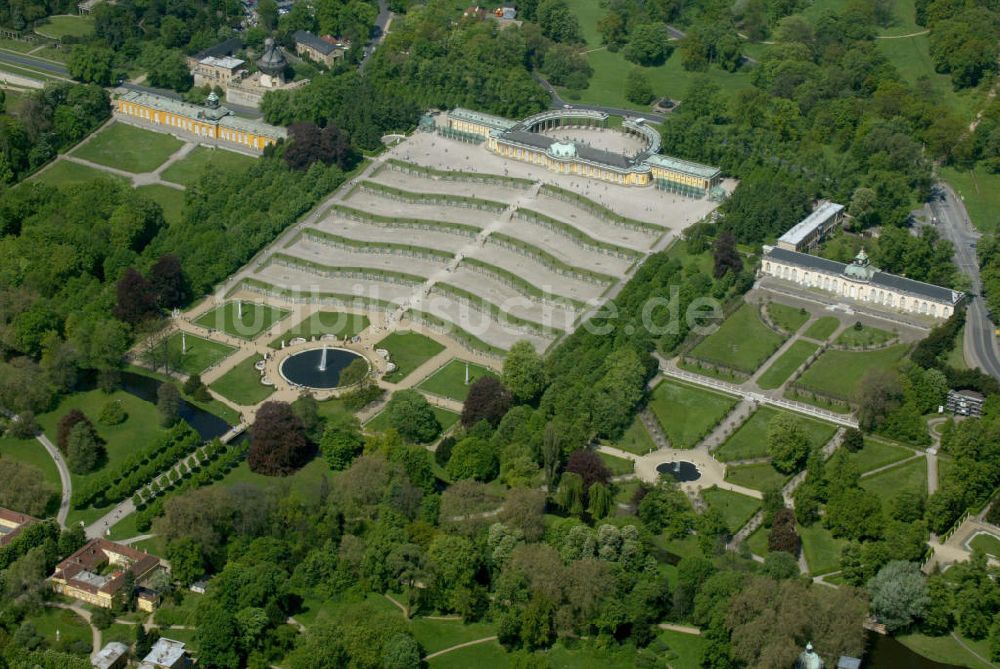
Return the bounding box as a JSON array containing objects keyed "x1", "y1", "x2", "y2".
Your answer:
[
  {"x1": 761, "y1": 245, "x2": 963, "y2": 320},
  {"x1": 777, "y1": 201, "x2": 845, "y2": 252}
]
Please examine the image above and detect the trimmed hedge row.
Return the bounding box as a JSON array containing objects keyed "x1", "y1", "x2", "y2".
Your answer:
[
  {"x1": 302, "y1": 228, "x2": 455, "y2": 261},
  {"x1": 73, "y1": 424, "x2": 201, "y2": 510},
  {"x1": 538, "y1": 183, "x2": 662, "y2": 233},
  {"x1": 431, "y1": 282, "x2": 564, "y2": 336},
  {"x1": 359, "y1": 180, "x2": 508, "y2": 213},
  {"x1": 240, "y1": 278, "x2": 399, "y2": 311},
  {"x1": 268, "y1": 253, "x2": 428, "y2": 286},
  {"x1": 514, "y1": 208, "x2": 641, "y2": 260},
  {"x1": 328, "y1": 203, "x2": 479, "y2": 237},
  {"x1": 460, "y1": 257, "x2": 587, "y2": 310},
  {"x1": 407, "y1": 309, "x2": 507, "y2": 357},
  {"x1": 488, "y1": 232, "x2": 616, "y2": 285},
  {"x1": 132, "y1": 437, "x2": 249, "y2": 532},
  {"x1": 381, "y1": 158, "x2": 535, "y2": 188}
]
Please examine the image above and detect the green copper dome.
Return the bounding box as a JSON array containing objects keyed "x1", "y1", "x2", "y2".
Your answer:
[{"x1": 844, "y1": 247, "x2": 875, "y2": 281}]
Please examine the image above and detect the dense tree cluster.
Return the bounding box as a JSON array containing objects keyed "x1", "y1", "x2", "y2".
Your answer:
[
  {"x1": 0, "y1": 150, "x2": 313, "y2": 415},
  {"x1": 0, "y1": 84, "x2": 108, "y2": 184}
]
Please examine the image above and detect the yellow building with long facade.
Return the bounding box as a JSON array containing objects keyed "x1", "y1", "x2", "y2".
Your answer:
[
  {"x1": 115, "y1": 90, "x2": 286, "y2": 153},
  {"x1": 445, "y1": 107, "x2": 721, "y2": 196}
]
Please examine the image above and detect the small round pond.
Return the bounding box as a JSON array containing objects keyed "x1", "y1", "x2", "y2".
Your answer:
[
  {"x1": 279, "y1": 347, "x2": 368, "y2": 390},
  {"x1": 656, "y1": 461, "x2": 701, "y2": 483}
]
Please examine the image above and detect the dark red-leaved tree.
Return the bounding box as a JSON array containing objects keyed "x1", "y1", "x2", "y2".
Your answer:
[
  {"x1": 768, "y1": 507, "x2": 801, "y2": 556},
  {"x1": 114, "y1": 267, "x2": 158, "y2": 324},
  {"x1": 148, "y1": 254, "x2": 190, "y2": 309},
  {"x1": 712, "y1": 231, "x2": 742, "y2": 278},
  {"x1": 248, "y1": 401, "x2": 313, "y2": 476},
  {"x1": 284, "y1": 122, "x2": 360, "y2": 171},
  {"x1": 57, "y1": 409, "x2": 94, "y2": 454},
  {"x1": 460, "y1": 376, "x2": 512, "y2": 427},
  {"x1": 565, "y1": 449, "x2": 611, "y2": 493}
]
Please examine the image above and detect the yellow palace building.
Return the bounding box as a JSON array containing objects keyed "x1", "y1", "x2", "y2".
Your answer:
[
  {"x1": 444, "y1": 107, "x2": 722, "y2": 198},
  {"x1": 115, "y1": 90, "x2": 286, "y2": 153}
]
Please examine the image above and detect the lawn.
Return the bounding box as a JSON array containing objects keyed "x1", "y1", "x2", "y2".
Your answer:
[
  {"x1": 803, "y1": 316, "x2": 840, "y2": 341},
  {"x1": 409, "y1": 618, "x2": 497, "y2": 655},
  {"x1": 365, "y1": 404, "x2": 459, "y2": 440},
  {"x1": 0, "y1": 435, "x2": 60, "y2": 493},
  {"x1": 756, "y1": 340, "x2": 818, "y2": 390},
  {"x1": 317, "y1": 397, "x2": 354, "y2": 423},
  {"x1": 160, "y1": 145, "x2": 256, "y2": 187},
  {"x1": 428, "y1": 640, "x2": 510, "y2": 668},
  {"x1": 799, "y1": 523, "x2": 847, "y2": 576},
  {"x1": 690, "y1": 303, "x2": 785, "y2": 374},
  {"x1": 714, "y1": 407, "x2": 837, "y2": 462},
  {"x1": 664, "y1": 243, "x2": 714, "y2": 276},
  {"x1": 876, "y1": 35, "x2": 986, "y2": 125},
  {"x1": 376, "y1": 331, "x2": 446, "y2": 383},
  {"x1": 25, "y1": 607, "x2": 92, "y2": 651},
  {"x1": 610, "y1": 416, "x2": 657, "y2": 456},
  {"x1": 969, "y1": 532, "x2": 1000, "y2": 558},
  {"x1": 160, "y1": 331, "x2": 236, "y2": 376},
  {"x1": 946, "y1": 325, "x2": 969, "y2": 370},
  {"x1": 154, "y1": 591, "x2": 204, "y2": 627},
  {"x1": 73, "y1": 123, "x2": 183, "y2": 173},
  {"x1": 834, "y1": 324, "x2": 895, "y2": 348},
  {"x1": 767, "y1": 303, "x2": 809, "y2": 333},
  {"x1": 565, "y1": 38, "x2": 753, "y2": 112},
  {"x1": 599, "y1": 451, "x2": 634, "y2": 476},
  {"x1": 860, "y1": 456, "x2": 927, "y2": 504},
  {"x1": 897, "y1": 633, "x2": 996, "y2": 669},
  {"x1": 702, "y1": 487, "x2": 760, "y2": 534},
  {"x1": 417, "y1": 359, "x2": 497, "y2": 402},
  {"x1": 105, "y1": 512, "x2": 140, "y2": 541},
  {"x1": 195, "y1": 301, "x2": 290, "y2": 340},
  {"x1": 794, "y1": 344, "x2": 909, "y2": 401},
  {"x1": 724, "y1": 462, "x2": 787, "y2": 492},
  {"x1": 268, "y1": 311, "x2": 371, "y2": 348},
  {"x1": 36, "y1": 389, "x2": 172, "y2": 510},
  {"x1": 941, "y1": 166, "x2": 1000, "y2": 233},
  {"x1": 136, "y1": 184, "x2": 186, "y2": 226},
  {"x1": 656, "y1": 630, "x2": 708, "y2": 669},
  {"x1": 746, "y1": 525, "x2": 769, "y2": 556},
  {"x1": 211, "y1": 457, "x2": 332, "y2": 501},
  {"x1": 848, "y1": 437, "x2": 914, "y2": 474},
  {"x1": 648, "y1": 379, "x2": 738, "y2": 449},
  {"x1": 34, "y1": 14, "x2": 94, "y2": 39},
  {"x1": 31, "y1": 160, "x2": 125, "y2": 188},
  {"x1": 209, "y1": 355, "x2": 274, "y2": 406}
]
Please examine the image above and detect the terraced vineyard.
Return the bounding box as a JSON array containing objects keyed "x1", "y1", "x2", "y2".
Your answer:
[{"x1": 234, "y1": 132, "x2": 718, "y2": 355}]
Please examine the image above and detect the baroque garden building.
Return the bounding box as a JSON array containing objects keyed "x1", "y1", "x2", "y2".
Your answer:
[
  {"x1": 444, "y1": 107, "x2": 723, "y2": 197},
  {"x1": 114, "y1": 90, "x2": 286, "y2": 153},
  {"x1": 761, "y1": 246, "x2": 963, "y2": 319}
]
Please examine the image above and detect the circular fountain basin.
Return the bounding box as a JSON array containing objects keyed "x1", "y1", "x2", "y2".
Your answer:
[
  {"x1": 656, "y1": 461, "x2": 701, "y2": 483},
  {"x1": 279, "y1": 348, "x2": 368, "y2": 390}
]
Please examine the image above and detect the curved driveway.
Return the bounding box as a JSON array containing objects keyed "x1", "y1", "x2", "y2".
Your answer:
[
  {"x1": 36, "y1": 431, "x2": 72, "y2": 527},
  {"x1": 929, "y1": 182, "x2": 1000, "y2": 379}
]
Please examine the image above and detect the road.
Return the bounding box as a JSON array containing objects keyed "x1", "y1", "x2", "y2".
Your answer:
[
  {"x1": 36, "y1": 432, "x2": 72, "y2": 527},
  {"x1": 359, "y1": 0, "x2": 392, "y2": 69},
  {"x1": 0, "y1": 48, "x2": 68, "y2": 76},
  {"x1": 928, "y1": 182, "x2": 1000, "y2": 379}
]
